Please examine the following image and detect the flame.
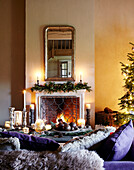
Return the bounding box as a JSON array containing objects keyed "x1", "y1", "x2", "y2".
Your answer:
[{"x1": 56, "y1": 113, "x2": 66, "y2": 123}]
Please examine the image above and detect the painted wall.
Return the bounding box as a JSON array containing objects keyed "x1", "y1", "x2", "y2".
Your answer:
[
  {"x1": 95, "y1": 0, "x2": 134, "y2": 112},
  {"x1": 26, "y1": 0, "x2": 95, "y2": 127},
  {"x1": 0, "y1": 0, "x2": 25, "y2": 125}
]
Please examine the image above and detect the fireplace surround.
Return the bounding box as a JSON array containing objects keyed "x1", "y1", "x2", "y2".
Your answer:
[{"x1": 35, "y1": 90, "x2": 86, "y2": 124}]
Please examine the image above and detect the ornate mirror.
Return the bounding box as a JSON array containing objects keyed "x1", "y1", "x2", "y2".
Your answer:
[{"x1": 44, "y1": 26, "x2": 75, "y2": 81}]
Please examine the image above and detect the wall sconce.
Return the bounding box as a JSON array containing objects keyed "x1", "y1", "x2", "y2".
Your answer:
[{"x1": 85, "y1": 104, "x2": 91, "y2": 128}]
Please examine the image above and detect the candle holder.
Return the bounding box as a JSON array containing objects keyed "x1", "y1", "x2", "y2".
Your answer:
[
  {"x1": 9, "y1": 107, "x2": 15, "y2": 130},
  {"x1": 23, "y1": 111, "x2": 27, "y2": 127},
  {"x1": 37, "y1": 79, "x2": 39, "y2": 85},
  {"x1": 85, "y1": 108, "x2": 90, "y2": 128},
  {"x1": 29, "y1": 104, "x2": 35, "y2": 125}
]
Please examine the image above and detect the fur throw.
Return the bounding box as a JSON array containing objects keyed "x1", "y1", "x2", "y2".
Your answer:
[
  {"x1": 0, "y1": 149, "x2": 104, "y2": 170},
  {"x1": 61, "y1": 127, "x2": 116, "y2": 152},
  {"x1": 0, "y1": 137, "x2": 20, "y2": 150}
]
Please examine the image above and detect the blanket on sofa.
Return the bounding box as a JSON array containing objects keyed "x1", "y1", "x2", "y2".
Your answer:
[{"x1": 0, "y1": 149, "x2": 104, "y2": 170}]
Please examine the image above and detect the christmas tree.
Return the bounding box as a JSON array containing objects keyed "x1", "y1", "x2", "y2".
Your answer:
[{"x1": 118, "y1": 42, "x2": 134, "y2": 114}]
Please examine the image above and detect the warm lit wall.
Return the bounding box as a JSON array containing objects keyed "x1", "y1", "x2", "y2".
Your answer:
[
  {"x1": 0, "y1": 0, "x2": 25, "y2": 125},
  {"x1": 26, "y1": 0, "x2": 95, "y2": 127},
  {"x1": 95, "y1": 0, "x2": 134, "y2": 112}
]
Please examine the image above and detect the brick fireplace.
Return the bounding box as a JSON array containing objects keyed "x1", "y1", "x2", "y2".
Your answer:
[{"x1": 35, "y1": 90, "x2": 86, "y2": 124}]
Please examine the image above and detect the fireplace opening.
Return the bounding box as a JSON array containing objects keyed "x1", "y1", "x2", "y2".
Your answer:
[{"x1": 40, "y1": 96, "x2": 79, "y2": 125}]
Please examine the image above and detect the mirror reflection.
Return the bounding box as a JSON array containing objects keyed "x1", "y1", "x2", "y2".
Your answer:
[{"x1": 44, "y1": 26, "x2": 75, "y2": 81}]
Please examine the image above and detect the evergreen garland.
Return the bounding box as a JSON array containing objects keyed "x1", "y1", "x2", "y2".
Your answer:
[
  {"x1": 31, "y1": 81, "x2": 92, "y2": 93},
  {"x1": 118, "y1": 42, "x2": 134, "y2": 114}
]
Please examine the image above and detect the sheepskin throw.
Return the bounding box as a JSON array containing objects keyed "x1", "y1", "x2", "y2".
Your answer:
[
  {"x1": 0, "y1": 137, "x2": 20, "y2": 150},
  {"x1": 61, "y1": 126, "x2": 116, "y2": 152},
  {"x1": 0, "y1": 149, "x2": 104, "y2": 170}
]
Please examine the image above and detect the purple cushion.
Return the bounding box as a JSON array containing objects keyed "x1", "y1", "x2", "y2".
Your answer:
[
  {"x1": 99, "y1": 120, "x2": 134, "y2": 161},
  {"x1": 0, "y1": 131, "x2": 60, "y2": 151},
  {"x1": 130, "y1": 138, "x2": 134, "y2": 161},
  {"x1": 104, "y1": 161, "x2": 134, "y2": 170}
]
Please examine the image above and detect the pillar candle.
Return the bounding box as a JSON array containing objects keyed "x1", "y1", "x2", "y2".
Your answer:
[
  {"x1": 80, "y1": 73, "x2": 82, "y2": 81},
  {"x1": 77, "y1": 119, "x2": 85, "y2": 128},
  {"x1": 23, "y1": 90, "x2": 26, "y2": 111},
  {"x1": 86, "y1": 104, "x2": 91, "y2": 109}
]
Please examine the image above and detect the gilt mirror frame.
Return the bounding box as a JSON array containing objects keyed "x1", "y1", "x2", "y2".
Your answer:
[{"x1": 44, "y1": 25, "x2": 75, "y2": 81}]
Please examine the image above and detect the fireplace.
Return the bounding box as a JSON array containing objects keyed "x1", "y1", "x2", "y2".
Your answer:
[
  {"x1": 35, "y1": 90, "x2": 86, "y2": 125},
  {"x1": 40, "y1": 96, "x2": 79, "y2": 124}
]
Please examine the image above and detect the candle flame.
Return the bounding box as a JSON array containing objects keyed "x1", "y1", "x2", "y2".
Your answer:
[{"x1": 23, "y1": 90, "x2": 26, "y2": 94}]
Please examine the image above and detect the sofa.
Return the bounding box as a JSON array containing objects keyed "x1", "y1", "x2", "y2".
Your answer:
[{"x1": 0, "y1": 120, "x2": 133, "y2": 170}]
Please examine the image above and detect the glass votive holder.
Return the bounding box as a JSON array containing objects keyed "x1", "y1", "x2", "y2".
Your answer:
[{"x1": 23, "y1": 127, "x2": 29, "y2": 134}]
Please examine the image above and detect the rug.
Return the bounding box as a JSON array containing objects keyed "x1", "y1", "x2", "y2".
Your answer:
[{"x1": 0, "y1": 149, "x2": 104, "y2": 170}]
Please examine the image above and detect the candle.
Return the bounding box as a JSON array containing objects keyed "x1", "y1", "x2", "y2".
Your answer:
[
  {"x1": 86, "y1": 104, "x2": 91, "y2": 109},
  {"x1": 30, "y1": 104, "x2": 34, "y2": 110},
  {"x1": 23, "y1": 90, "x2": 26, "y2": 111},
  {"x1": 5, "y1": 121, "x2": 10, "y2": 128},
  {"x1": 45, "y1": 124, "x2": 52, "y2": 131},
  {"x1": 35, "y1": 119, "x2": 45, "y2": 132},
  {"x1": 23, "y1": 127, "x2": 29, "y2": 134},
  {"x1": 80, "y1": 72, "x2": 82, "y2": 82},
  {"x1": 36, "y1": 73, "x2": 41, "y2": 85},
  {"x1": 77, "y1": 119, "x2": 85, "y2": 128}
]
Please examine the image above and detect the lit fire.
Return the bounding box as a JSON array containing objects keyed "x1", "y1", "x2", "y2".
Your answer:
[{"x1": 56, "y1": 113, "x2": 66, "y2": 124}]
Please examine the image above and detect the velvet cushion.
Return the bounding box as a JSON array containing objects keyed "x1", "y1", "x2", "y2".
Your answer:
[
  {"x1": 130, "y1": 138, "x2": 134, "y2": 161},
  {"x1": 0, "y1": 131, "x2": 60, "y2": 151},
  {"x1": 98, "y1": 120, "x2": 134, "y2": 161}
]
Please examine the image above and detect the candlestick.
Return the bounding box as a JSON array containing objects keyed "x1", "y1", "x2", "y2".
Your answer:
[
  {"x1": 9, "y1": 107, "x2": 15, "y2": 130},
  {"x1": 86, "y1": 104, "x2": 91, "y2": 127},
  {"x1": 29, "y1": 104, "x2": 35, "y2": 125},
  {"x1": 23, "y1": 111, "x2": 27, "y2": 127},
  {"x1": 37, "y1": 77, "x2": 39, "y2": 85},
  {"x1": 23, "y1": 90, "x2": 26, "y2": 111},
  {"x1": 36, "y1": 73, "x2": 41, "y2": 85}
]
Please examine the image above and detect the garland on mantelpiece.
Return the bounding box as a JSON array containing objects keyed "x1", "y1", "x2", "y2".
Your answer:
[{"x1": 31, "y1": 81, "x2": 92, "y2": 93}]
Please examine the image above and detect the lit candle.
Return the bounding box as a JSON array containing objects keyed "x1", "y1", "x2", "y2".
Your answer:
[
  {"x1": 30, "y1": 104, "x2": 34, "y2": 110},
  {"x1": 86, "y1": 104, "x2": 91, "y2": 109},
  {"x1": 45, "y1": 124, "x2": 52, "y2": 131},
  {"x1": 23, "y1": 90, "x2": 26, "y2": 111},
  {"x1": 36, "y1": 73, "x2": 41, "y2": 85},
  {"x1": 5, "y1": 121, "x2": 10, "y2": 128},
  {"x1": 35, "y1": 119, "x2": 45, "y2": 132},
  {"x1": 77, "y1": 119, "x2": 85, "y2": 128},
  {"x1": 23, "y1": 127, "x2": 29, "y2": 134},
  {"x1": 80, "y1": 72, "x2": 82, "y2": 82}
]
